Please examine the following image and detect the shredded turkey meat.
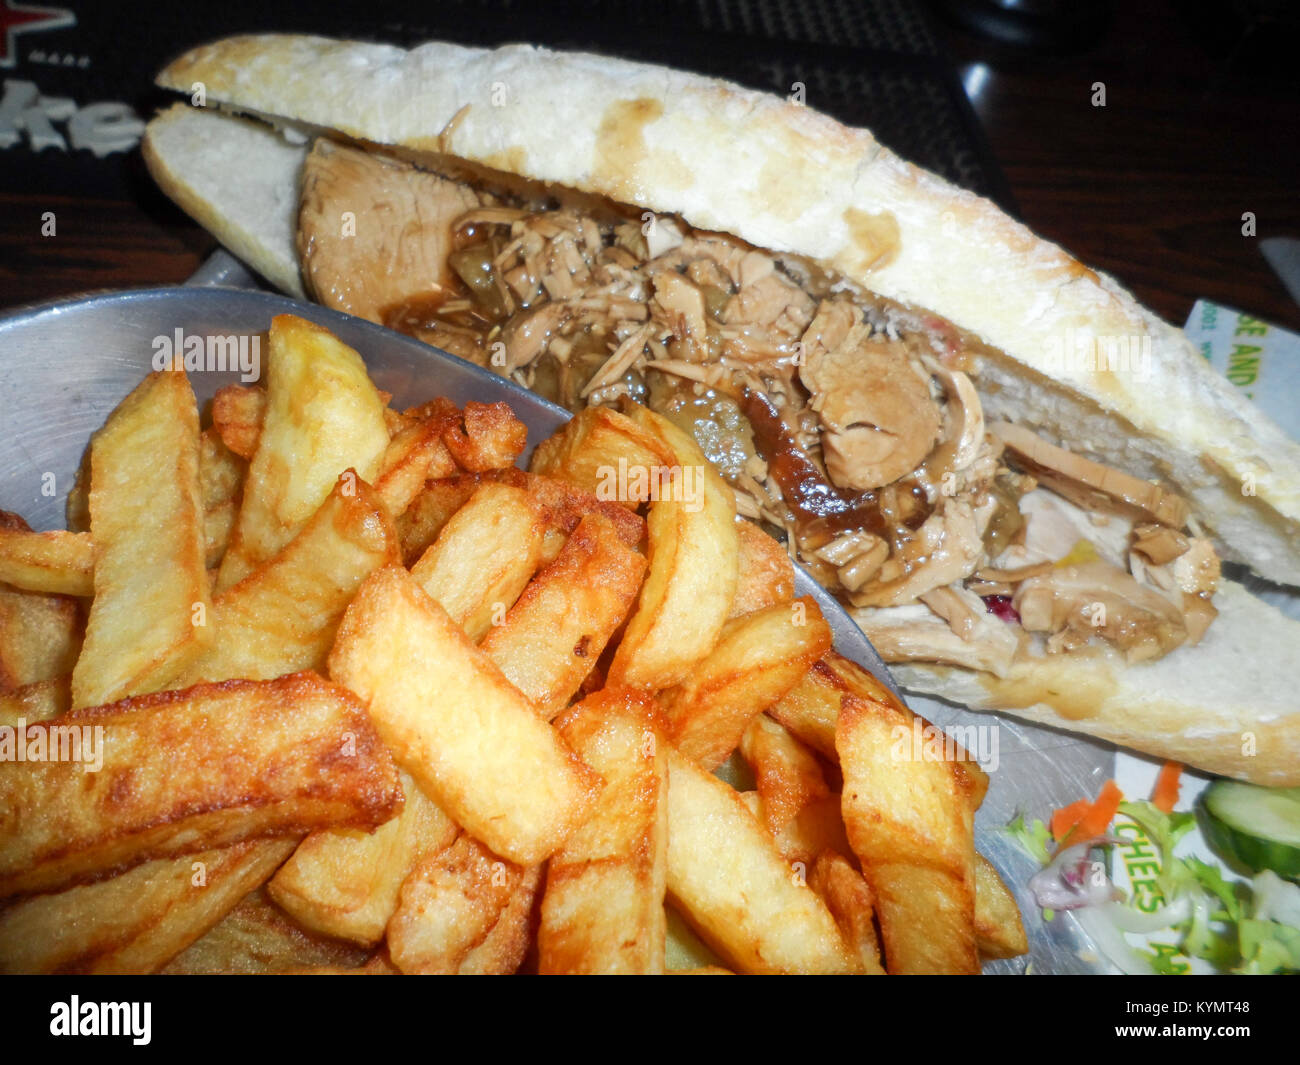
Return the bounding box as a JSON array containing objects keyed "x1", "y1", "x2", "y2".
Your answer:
[
  {"x1": 293, "y1": 139, "x2": 1224, "y2": 673},
  {"x1": 799, "y1": 301, "x2": 942, "y2": 491},
  {"x1": 298, "y1": 140, "x2": 480, "y2": 325},
  {"x1": 1013, "y1": 560, "x2": 1190, "y2": 663}
]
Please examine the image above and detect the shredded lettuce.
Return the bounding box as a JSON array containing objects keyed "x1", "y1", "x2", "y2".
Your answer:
[
  {"x1": 1009, "y1": 797, "x2": 1300, "y2": 974},
  {"x1": 1237, "y1": 919, "x2": 1300, "y2": 974},
  {"x1": 1005, "y1": 812, "x2": 1053, "y2": 866}
]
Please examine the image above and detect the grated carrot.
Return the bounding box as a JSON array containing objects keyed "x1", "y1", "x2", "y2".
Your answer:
[
  {"x1": 1152, "y1": 761, "x2": 1183, "y2": 814},
  {"x1": 1053, "y1": 779, "x2": 1125, "y2": 849},
  {"x1": 1051, "y1": 799, "x2": 1091, "y2": 842}
]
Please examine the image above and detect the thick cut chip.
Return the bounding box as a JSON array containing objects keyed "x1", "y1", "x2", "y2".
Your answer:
[
  {"x1": 768, "y1": 653, "x2": 990, "y2": 811},
  {"x1": 740, "y1": 713, "x2": 832, "y2": 835},
  {"x1": 738, "y1": 788, "x2": 848, "y2": 865},
  {"x1": 397, "y1": 472, "x2": 497, "y2": 566},
  {"x1": 177, "y1": 472, "x2": 398, "y2": 684},
  {"x1": 409, "y1": 482, "x2": 548, "y2": 643},
  {"x1": 199, "y1": 427, "x2": 246, "y2": 570},
  {"x1": 0, "y1": 584, "x2": 81, "y2": 692},
  {"x1": 268, "y1": 770, "x2": 458, "y2": 946},
  {"x1": 65, "y1": 449, "x2": 91, "y2": 533},
  {"x1": 455, "y1": 863, "x2": 542, "y2": 976},
  {"x1": 664, "y1": 748, "x2": 860, "y2": 975},
  {"x1": 437, "y1": 400, "x2": 528, "y2": 472},
  {"x1": 607, "y1": 406, "x2": 738, "y2": 689},
  {"x1": 766, "y1": 659, "x2": 843, "y2": 760},
  {"x1": 328, "y1": 566, "x2": 602, "y2": 864},
  {"x1": 386, "y1": 834, "x2": 533, "y2": 975},
  {"x1": 730, "y1": 519, "x2": 795, "y2": 618},
  {"x1": 164, "y1": 886, "x2": 373, "y2": 974},
  {"x1": 518, "y1": 469, "x2": 646, "y2": 559},
  {"x1": 71, "y1": 368, "x2": 210, "y2": 708},
  {"x1": 0, "y1": 671, "x2": 401, "y2": 898},
  {"x1": 374, "y1": 409, "x2": 457, "y2": 517},
  {"x1": 0, "y1": 511, "x2": 94, "y2": 596},
  {"x1": 974, "y1": 853, "x2": 1029, "y2": 959},
  {"x1": 539, "y1": 689, "x2": 668, "y2": 974},
  {"x1": 663, "y1": 598, "x2": 832, "y2": 770},
  {"x1": 865, "y1": 863, "x2": 979, "y2": 976},
  {"x1": 767, "y1": 794, "x2": 852, "y2": 867},
  {"x1": 665, "y1": 904, "x2": 725, "y2": 971},
  {"x1": 398, "y1": 469, "x2": 643, "y2": 567},
  {"x1": 809, "y1": 850, "x2": 886, "y2": 975},
  {"x1": 480, "y1": 514, "x2": 646, "y2": 718},
  {"x1": 529, "y1": 405, "x2": 671, "y2": 506},
  {"x1": 212, "y1": 383, "x2": 266, "y2": 460},
  {"x1": 836, "y1": 685, "x2": 980, "y2": 975},
  {"x1": 218, "y1": 315, "x2": 388, "y2": 590},
  {"x1": 0, "y1": 676, "x2": 70, "y2": 727},
  {"x1": 823, "y1": 652, "x2": 988, "y2": 809},
  {"x1": 0, "y1": 839, "x2": 294, "y2": 974}
]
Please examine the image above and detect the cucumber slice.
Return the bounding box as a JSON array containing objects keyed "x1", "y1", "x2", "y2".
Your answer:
[{"x1": 1197, "y1": 781, "x2": 1300, "y2": 881}]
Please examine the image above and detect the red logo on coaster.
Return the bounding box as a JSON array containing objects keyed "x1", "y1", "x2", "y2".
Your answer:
[{"x1": 0, "y1": 2, "x2": 74, "y2": 69}]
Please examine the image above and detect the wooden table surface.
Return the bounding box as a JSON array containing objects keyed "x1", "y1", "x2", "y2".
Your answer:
[{"x1": 2, "y1": 1, "x2": 1297, "y2": 334}]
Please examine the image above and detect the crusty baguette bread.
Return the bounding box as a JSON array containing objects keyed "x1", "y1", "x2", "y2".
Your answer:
[
  {"x1": 141, "y1": 37, "x2": 1300, "y2": 784},
  {"x1": 150, "y1": 34, "x2": 1300, "y2": 586},
  {"x1": 142, "y1": 104, "x2": 306, "y2": 297}
]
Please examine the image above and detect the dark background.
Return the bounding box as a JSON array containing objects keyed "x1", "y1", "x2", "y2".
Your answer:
[{"x1": 1, "y1": 0, "x2": 1297, "y2": 331}]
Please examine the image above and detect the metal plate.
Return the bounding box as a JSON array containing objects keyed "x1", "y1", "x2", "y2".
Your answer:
[{"x1": 0, "y1": 284, "x2": 1113, "y2": 973}]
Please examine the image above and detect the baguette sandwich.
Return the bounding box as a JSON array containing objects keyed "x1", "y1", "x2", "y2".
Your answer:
[{"x1": 141, "y1": 34, "x2": 1300, "y2": 785}]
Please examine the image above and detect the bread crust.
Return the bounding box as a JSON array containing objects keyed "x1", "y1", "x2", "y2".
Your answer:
[
  {"x1": 142, "y1": 102, "x2": 306, "y2": 297},
  {"x1": 154, "y1": 34, "x2": 1300, "y2": 584},
  {"x1": 893, "y1": 579, "x2": 1300, "y2": 786}
]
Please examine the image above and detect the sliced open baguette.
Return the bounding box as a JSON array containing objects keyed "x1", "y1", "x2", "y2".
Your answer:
[{"x1": 142, "y1": 37, "x2": 1300, "y2": 784}]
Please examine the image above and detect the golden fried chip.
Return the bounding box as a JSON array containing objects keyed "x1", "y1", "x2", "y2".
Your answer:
[
  {"x1": 480, "y1": 514, "x2": 646, "y2": 718},
  {"x1": 809, "y1": 850, "x2": 886, "y2": 975},
  {"x1": 740, "y1": 713, "x2": 832, "y2": 835},
  {"x1": 730, "y1": 519, "x2": 795, "y2": 618},
  {"x1": 212, "y1": 383, "x2": 265, "y2": 460},
  {"x1": 529, "y1": 404, "x2": 670, "y2": 505},
  {"x1": 539, "y1": 689, "x2": 667, "y2": 974},
  {"x1": 0, "y1": 584, "x2": 81, "y2": 692},
  {"x1": 0, "y1": 840, "x2": 295, "y2": 974},
  {"x1": 663, "y1": 598, "x2": 831, "y2": 769},
  {"x1": 217, "y1": 315, "x2": 389, "y2": 589},
  {"x1": 71, "y1": 368, "x2": 209, "y2": 708},
  {"x1": 199, "y1": 426, "x2": 245, "y2": 569},
  {"x1": 328, "y1": 566, "x2": 602, "y2": 864},
  {"x1": 0, "y1": 675, "x2": 70, "y2": 727},
  {"x1": 164, "y1": 886, "x2": 373, "y2": 974},
  {"x1": 0, "y1": 671, "x2": 401, "y2": 898},
  {"x1": 0, "y1": 511, "x2": 94, "y2": 596},
  {"x1": 267, "y1": 770, "x2": 458, "y2": 946},
  {"x1": 837, "y1": 687, "x2": 979, "y2": 974},
  {"x1": 664, "y1": 748, "x2": 860, "y2": 975},
  {"x1": 974, "y1": 853, "x2": 1029, "y2": 960},
  {"x1": 409, "y1": 482, "x2": 548, "y2": 642},
  {"x1": 386, "y1": 835, "x2": 532, "y2": 975},
  {"x1": 178, "y1": 472, "x2": 398, "y2": 684},
  {"x1": 607, "y1": 407, "x2": 738, "y2": 689}
]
